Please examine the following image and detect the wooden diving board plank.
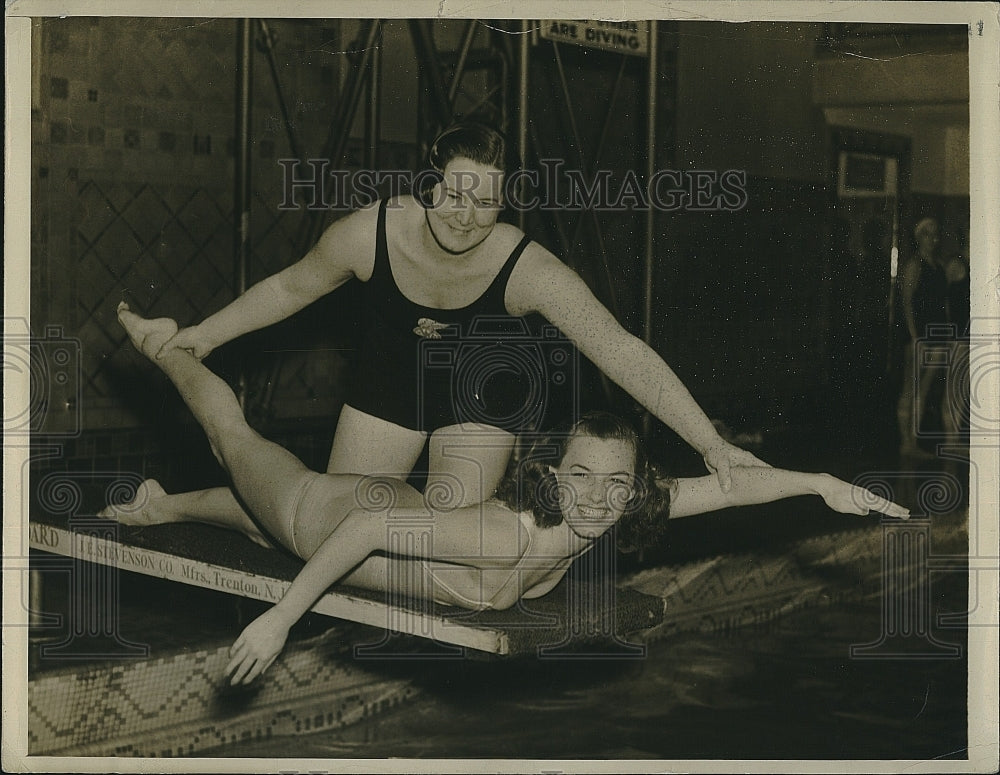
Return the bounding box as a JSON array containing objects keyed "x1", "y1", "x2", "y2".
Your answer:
[{"x1": 28, "y1": 512, "x2": 665, "y2": 656}]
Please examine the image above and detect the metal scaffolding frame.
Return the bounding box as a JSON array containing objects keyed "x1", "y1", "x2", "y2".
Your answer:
[
  {"x1": 502, "y1": 22, "x2": 662, "y2": 342},
  {"x1": 504, "y1": 22, "x2": 664, "y2": 420}
]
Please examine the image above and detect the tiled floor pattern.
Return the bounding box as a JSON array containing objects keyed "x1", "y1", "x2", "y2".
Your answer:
[{"x1": 29, "y1": 628, "x2": 417, "y2": 756}]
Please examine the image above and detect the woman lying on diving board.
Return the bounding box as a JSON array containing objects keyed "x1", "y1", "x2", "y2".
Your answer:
[{"x1": 106, "y1": 303, "x2": 909, "y2": 685}]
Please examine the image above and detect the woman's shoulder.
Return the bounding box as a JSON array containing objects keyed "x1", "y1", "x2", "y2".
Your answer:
[
  {"x1": 378, "y1": 193, "x2": 420, "y2": 216},
  {"x1": 491, "y1": 221, "x2": 526, "y2": 241},
  {"x1": 379, "y1": 194, "x2": 434, "y2": 242},
  {"x1": 482, "y1": 498, "x2": 539, "y2": 532},
  {"x1": 898, "y1": 256, "x2": 923, "y2": 282},
  {"x1": 944, "y1": 255, "x2": 969, "y2": 283},
  {"x1": 483, "y1": 496, "x2": 528, "y2": 517}
]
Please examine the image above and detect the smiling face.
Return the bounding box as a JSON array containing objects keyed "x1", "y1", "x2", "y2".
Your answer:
[
  {"x1": 548, "y1": 434, "x2": 637, "y2": 541},
  {"x1": 424, "y1": 157, "x2": 504, "y2": 255}
]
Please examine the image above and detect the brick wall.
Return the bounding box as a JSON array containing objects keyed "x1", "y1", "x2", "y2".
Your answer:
[{"x1": 30, "y1": 17, "x2": 358, "y2": 435}]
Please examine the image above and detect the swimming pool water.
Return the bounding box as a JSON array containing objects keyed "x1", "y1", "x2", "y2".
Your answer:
[{"x1": 197, "y1": 582, "x2": 968, "y2": 761}]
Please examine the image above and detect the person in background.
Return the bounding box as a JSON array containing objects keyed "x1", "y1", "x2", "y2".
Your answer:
[
  {"x1": 896, "y1": 217, "x2": 969, "y2": 458},
  {"x1": 942, "y1": 222, "x2": 971, "y2": 452}
]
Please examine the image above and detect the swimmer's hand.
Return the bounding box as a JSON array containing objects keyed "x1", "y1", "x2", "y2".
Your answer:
[
  {"x1": 703, "y1": 441, "x2": 770, "y2": 493},
  {"x1": 155, "y1": 325, "x2": 215, "y2": 360},
  {"x1": 819, "y1": 474, "x2": 910, "y2": 519},
  {"x1": 225, "y1": 607, "x2": 294, "y2": 685}
]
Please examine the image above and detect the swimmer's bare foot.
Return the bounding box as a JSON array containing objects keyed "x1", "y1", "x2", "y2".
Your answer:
[
  {"x1": 117, "y1": 302, "x2": 178, "y2": 360},
  {"x1": 98, "y1": 479, "x2": 168, "y2": 525},
  {"x1": 97, "y1": 478, "x2": 275, "y2": 548}
]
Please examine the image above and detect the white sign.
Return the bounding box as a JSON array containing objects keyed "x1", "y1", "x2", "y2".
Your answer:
[{"x1": 540, "y1": 20, "x2": 650, "y2": 57}]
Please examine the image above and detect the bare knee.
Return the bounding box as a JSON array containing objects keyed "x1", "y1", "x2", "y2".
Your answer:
[
  {"x1": 427, "y1": 424, "x2": 514, "y2": 507},
  {"x1": 327, "y1": 406, "x2": 426, "y2": 477}
]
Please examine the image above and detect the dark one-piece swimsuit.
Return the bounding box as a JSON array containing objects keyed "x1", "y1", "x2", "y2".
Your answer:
[{"x1": 346, "y1": 198, "x2": 548, "y2": 434}]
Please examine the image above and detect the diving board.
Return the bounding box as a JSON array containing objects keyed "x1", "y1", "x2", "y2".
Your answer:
[{"x1": 28, "y1": 511, "x2": 665, "y2": 656}]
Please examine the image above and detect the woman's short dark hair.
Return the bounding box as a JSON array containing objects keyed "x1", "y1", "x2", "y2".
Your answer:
[
  {"x1": 495, "y1": 411, "x2": 671, "y2": 552},
  {"x1": 428, "y1": 121, "x2": 508, "y2": 174}
]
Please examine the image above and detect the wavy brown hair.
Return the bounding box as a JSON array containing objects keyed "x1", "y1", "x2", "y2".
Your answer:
[{"x1": 495, "y1": 412, "x2": 671, "y2": 552}]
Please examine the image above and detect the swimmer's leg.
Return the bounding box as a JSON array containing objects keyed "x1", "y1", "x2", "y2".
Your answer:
[
  {"x1": 427, "y1": 423, "x2": 515, "y2": 508},
  {"x1": 897, "y1": 343, "x2": 936, "y2": 459},
  {"x1": 100, "y1": 482, "x2": 274, "y2": 548},
  {"x1": 115, "y1": 303, "x2": 326, "y2": 555},
  {"x1": 942, "y1": 339, "x2": 968, "y2": 450},
  {"x1": 326, "y1": 405, "x2": 426, "y2": 478}
]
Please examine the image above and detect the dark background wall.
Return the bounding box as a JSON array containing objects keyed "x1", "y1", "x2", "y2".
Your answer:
[
  {"x1": 675, "y1": 21, "x2": 828, "y2": 182},
  {"x1": 657, "y1": 21, "x2": 968, "y2": 461}
]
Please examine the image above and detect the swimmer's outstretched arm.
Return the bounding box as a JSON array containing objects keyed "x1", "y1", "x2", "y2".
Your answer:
[
  {"x1": 507, "y1": 246, "x2": 768, "y2": 491},
  {"x1": 667, "y1": 467, "x2": 910, "y2": 521}
]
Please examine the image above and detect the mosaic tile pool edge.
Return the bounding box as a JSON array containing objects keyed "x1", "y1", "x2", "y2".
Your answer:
[{"x1": 28, "y1": 628, "x2": 418, "y2": 756}]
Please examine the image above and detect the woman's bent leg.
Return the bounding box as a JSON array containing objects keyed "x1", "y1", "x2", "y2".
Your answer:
[
  {"x1": 943, "y1": 339, "x2": 968, "y2": 449},
  {"x1": 326, "y1": 405, "x2": 426, "y2": 478},
  {"x1": 427, "y1": 423, "x2": 514, "y2": 508},
  {"x1": 898, "y1": 344, "x2": 927, "y2": 456}
]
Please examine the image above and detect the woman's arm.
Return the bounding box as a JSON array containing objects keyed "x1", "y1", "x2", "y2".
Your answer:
[
  {"x1": 157, "y1": 206, "x2": 377, "y2": 359},
  {"x1": 507, "y1": 247, "x2": 766, "y2": 489},
  {"x1": 225, "y1": 503, "x2": 522, "y2": 684},
  {"x1": 668, "y1": 467, "x2": 910, "y2": 520},
  {"x1": 224, "y1": 508, "x2": 380, "y2": 684}
]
